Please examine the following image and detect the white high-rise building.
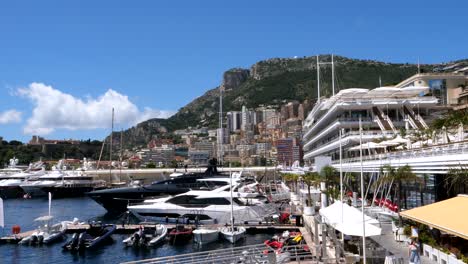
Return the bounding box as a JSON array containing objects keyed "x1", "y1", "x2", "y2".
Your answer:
[
  {"x1": 241, "y1": 105, "x2": 253, "y2": 131},
  {"x1": 227, "y1": 111, "x2": 241, "y2": 132}
]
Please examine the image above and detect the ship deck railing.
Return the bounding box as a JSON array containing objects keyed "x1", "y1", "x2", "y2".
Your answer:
[{"x1": 121, "y1": 243, "x2": 316, "y2": 264}]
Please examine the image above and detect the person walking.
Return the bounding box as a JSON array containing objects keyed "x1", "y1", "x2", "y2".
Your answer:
[{"x1": 408, "y1": 238, "x2": 421, "y2": 264}]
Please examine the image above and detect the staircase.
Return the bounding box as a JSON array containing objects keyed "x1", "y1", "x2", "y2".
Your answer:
[
  {"x1": 372, "y1": 107, "x2": 396, "y2": 132},
  {"x1": 402, "y1": 105, "x2": 429, "y2": 130}
]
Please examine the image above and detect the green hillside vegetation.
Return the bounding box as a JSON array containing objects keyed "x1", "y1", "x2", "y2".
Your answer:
[
  {"x1": 165, "y1": 55, "x2": 431, "y2": 130},
  {"x1": 111, "y1": 55, "x2": 467, "y2": 148}
]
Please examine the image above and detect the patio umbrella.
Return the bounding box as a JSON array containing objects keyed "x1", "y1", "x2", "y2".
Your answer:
[
  {"x1": 348, "y1": 142, "x2": 386, "y2": 151},
  {"x1": 458, "y1": 123, "x2": 464, "y2": 142},
  {"x1": 441, "y1": 126, "x2": 449, "y2": 144}
]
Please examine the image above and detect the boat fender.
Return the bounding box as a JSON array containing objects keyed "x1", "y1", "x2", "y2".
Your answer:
[{"x1": 12, "y1": 225, "x2": 21, "y2": 234}]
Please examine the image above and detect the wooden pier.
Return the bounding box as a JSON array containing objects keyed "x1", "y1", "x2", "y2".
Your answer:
[{"x1": 0, "y1": 230, "x2": 35, "y2": 244}]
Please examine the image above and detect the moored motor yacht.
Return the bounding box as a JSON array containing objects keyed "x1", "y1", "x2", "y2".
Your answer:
[
  {"x1": 41, "y1": 171, "x2": 106, "y2": 198},
  {"x1": 128, "y1": 183, "x2": 277, "y2": 225},
  {"x1": 87, "y1": 170, "x2": 231, "y2": 214},
  {"x1": 0, "y1": 168, "x2": 46, "y2": 199},
  {"x1": 20, "y1": 170, "x2": 67, "y2": 197}
]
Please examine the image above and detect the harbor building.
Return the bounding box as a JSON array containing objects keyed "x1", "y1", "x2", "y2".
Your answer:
[
  {"x1": 395, "y1": 72, "x2": 468, "y2": 105},
  {"x1": 302, "y1": 85, "x2": 468, "y2": 207},
  {"x1": 302, "y1": 86, "x2": 441, "y2": 163}
]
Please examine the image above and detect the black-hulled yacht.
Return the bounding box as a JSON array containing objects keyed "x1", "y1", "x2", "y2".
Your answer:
[{"x1": 86, "y1": 161, "x2": 227, "y2": 214}]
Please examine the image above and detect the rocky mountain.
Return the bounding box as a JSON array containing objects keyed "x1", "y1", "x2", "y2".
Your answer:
[{"x1": 118, "y1": 54, "x2": 467, "y2": 148}]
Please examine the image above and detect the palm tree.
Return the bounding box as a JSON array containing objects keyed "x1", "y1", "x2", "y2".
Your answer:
[
  {"x1": 320, "y1": 165, "x2": 338, "y2": 203},
  {"x1": 302, "y1": 172, "x2": 321, "y2": 207},
  {"x1": 375, "y1": 164, "x2": 421, "y2": 225},
  {"x1": 445, "y1": 165, "x2": 468, "y2": 197},
  {"x1": 282, "y1": 173, "x2": 299, "y2": 193}
]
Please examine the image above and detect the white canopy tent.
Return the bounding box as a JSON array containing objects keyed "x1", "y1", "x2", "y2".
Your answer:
[{"x1": 319, "y1": 201, "x2": 382, "y2": 237}]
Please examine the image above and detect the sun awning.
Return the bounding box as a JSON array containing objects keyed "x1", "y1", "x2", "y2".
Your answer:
[
  {"x1": 319, "y1": 201, "x2": 381, "y2": 237},
  {"x1": 400, "y1": 195, "x2": 468, "y2": 240}
]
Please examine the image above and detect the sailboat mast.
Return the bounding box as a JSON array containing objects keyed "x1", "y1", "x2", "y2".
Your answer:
[
  {"x1": 359, "y1": 116, "x2": 367, "y2": 263},
  {"x1": 339, "y1": 128, "x2": 344, "y2": 241},
  {"x1": 316, "y1": 55, "x2": 320, "y2": 103},
  {"x1": 120, "y1": 128, "x2": 123, "y2": 183},
  {"x1": 229, "y1": 163, "x2": 234, "y2": 230},
  {"x1": 109, "y1": 108, "x2": 114, "y2": 185},
  {"x1": 331, "y1": 54, "x2": 335, "y2": 96},
  {"x1": 218, "y1": 86, "x2": 223, "y2": 166}
]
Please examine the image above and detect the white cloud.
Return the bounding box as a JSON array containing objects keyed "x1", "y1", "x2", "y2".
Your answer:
[
  {"x1": 18, "y1": 82, "x2": 175, "y2": 135},
  {"x1": 0, "y1": 109, "x2": 22, "y2": 124}
]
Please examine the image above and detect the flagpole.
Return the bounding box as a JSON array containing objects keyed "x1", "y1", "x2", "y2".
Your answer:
[
  {"x1": 339, "y1": 128, "x2": 344, "y2": 241},
  {"x1": 359, "y1": 116, "x2": 366, "y2": 263}
]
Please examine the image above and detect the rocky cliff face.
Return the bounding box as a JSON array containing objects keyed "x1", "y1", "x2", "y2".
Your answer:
[
  {"x1": 222, "y1": 68, "x2": 250, "y2": 90},
  {"x1": 117, "y1": 55, "x2": 468, "y2": 148},
  {"x1": 250, "y1": 57, "x2": 316, "y2": 80}
]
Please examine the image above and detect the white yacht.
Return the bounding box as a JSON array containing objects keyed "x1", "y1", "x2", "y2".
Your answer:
[
  {"x1": 0, "y1": 168, "x2": 46, "y2": 199},
  {"x1": 20, "y1": 170, "x2": 67, "y2": 197},
  {"x1": 128, "y1": 184, "x2": 277, "y2": 225},
  {"x1": 40, "y1": 171, "x2": 106, "y2": 198}
]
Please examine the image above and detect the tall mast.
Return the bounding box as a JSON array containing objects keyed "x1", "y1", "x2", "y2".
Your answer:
[
  {"x1": 229, "y1": 163, "x2": 234, "y2": 230},
  {"x1": 218, "y1": 86, "x2": 223, "y2": 166},
  {"x1": 109, "y1": 107, "x2": 114, "y2": 185},
  {"x1": 331, "y1": 54, "x2": 335, "y2": 96},
  {"x1": 339, "y1": 128, "x2": 343, "y2": 241},
  {"x1": 119, "y1": 128, "x2": 123, "y2": 183},
  {"x1": 417, "y1": 58, "x2": 420, "y2": 74},
  {"x1": 359, "y1": 116, "x2": 367, "y2": 263},
  {"x1": 317, "y1": 55, "x2": 320, "y2": 103}
]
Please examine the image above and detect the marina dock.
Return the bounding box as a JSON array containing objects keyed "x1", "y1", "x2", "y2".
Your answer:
[
  {"x1": 0, "y1": 222, "x2": 301, "y2": 244},
  {"x1": 0, "y1": 230, "x2": 35, "y2": 244},
  {"x1": 64, "y1": 223, "x2": 300, "y2": 234}
]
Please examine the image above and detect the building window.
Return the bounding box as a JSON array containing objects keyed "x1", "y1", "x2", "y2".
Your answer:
[{"x1": 429, "y1": 79, "x2": 447, "y2": 105}]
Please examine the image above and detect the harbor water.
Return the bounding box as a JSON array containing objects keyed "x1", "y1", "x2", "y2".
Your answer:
[{"x1": 0, "y1": 197, "x2": 271, "y2": 264}]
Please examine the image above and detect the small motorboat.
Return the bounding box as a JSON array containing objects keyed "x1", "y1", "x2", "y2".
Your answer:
[
  {"x1": 148, "y1": 224, "x2": 168, "y2": 246},
  {"x1": 168, "y1": 224, "x2": 192, "y2": 245},
  {"x1": 123, "y1": 224, "x2": 167, "y2": 247},
  {"x1": 193, "y1": 227, "x2": 219, "y2": 244},
  {"x1": 219, "y1": 226, "x2": 246, "y2": 244},
  {"x1": 63, "y1": 221, "x2": 116, "y2": 251},
  {"x1": 19, "y1": 216, "x2": 67, "y2": 245}
]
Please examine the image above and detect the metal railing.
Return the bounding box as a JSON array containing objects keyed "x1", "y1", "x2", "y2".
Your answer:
[
  {"x1": 334, "y1": 141, "x2": 468, "y2": 164},
  {"x1": 121, "y1": 243, "x2": 315, "y2": 264}
]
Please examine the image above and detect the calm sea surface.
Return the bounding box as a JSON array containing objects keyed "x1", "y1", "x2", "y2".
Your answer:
[{"x1": 0, "y1": 197, "x2": 271, "y2": 264}]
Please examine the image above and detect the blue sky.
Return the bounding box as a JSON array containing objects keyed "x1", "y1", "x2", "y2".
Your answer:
[{"x1": 0, "y1": 0, "x2": 467, "y2": 142}]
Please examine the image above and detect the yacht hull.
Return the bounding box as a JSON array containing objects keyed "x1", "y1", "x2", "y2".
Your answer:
[
  {"x1": 220, "y1": 226, "x2": 246, "y2": 243},
  {"x1": 87, "y1": 186, "x2": 191, "y2": 214},
  {"x1": 0, "y1": 186, "x2": 24, "y2": 199},
  {"x1": 193, "y1": 228, "x2": 219, "y2": 244},
  {"x1": 42, "y1": 186, "x2": 98, "y2": 198},
  {"x1": 20, "y1": 185, "x2": 48, "y2": 197}
]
